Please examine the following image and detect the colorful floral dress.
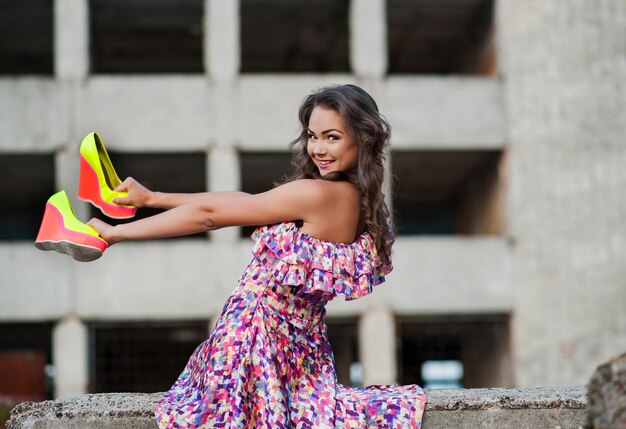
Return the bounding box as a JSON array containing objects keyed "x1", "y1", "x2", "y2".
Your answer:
[{"x1": 154, "y1": 221, "x2": 426, "y2": 428}]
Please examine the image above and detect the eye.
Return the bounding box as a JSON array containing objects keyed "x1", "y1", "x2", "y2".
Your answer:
[
  {"x1": 307, "y1": 132, "x2": 316, "y2": 141},
  {"x1": 327, "y1": 134, "x2": 339, "y2": 142}
]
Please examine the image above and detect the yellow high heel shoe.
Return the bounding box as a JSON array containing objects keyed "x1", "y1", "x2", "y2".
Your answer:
[
  {"x1": 78, "y1": 132, "x2": 137, "y2": 219},
  {"x1": 35, "y1": 190, "x2": 108, "y2": 262}
]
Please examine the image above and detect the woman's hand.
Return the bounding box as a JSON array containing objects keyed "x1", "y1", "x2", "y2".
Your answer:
[
  {"x1": 113, "y1": 177, "x2": 153, "y2": 207},
  {"x1": 87, "y1": 218, "x2": 119, "y2": 245}
]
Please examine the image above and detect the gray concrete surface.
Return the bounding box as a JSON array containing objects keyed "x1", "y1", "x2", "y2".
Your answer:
[
  {"x1": 8, "y1": 388, "x2": 587, "y2": 429},
  {"x1": 587, "y1": 353, "x2": 626, "y2": 428},
  {"x1": 498, "y1": 0, "x2": 626, "y2": 387}
]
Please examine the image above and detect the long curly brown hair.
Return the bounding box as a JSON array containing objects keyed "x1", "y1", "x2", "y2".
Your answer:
[{"x1": 282, "y1": 84, "x2": 395, "y2": 264}]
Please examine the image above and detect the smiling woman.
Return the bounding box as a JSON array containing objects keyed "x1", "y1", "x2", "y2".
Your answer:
[
  {"x1": 306, "y1": 106, "x2": 359, "y2": 175},
  {"x1": 35, "y1": 84, "x2": 426, "y2": 428},
  {"x1": 284, "y1": 84, "x2": 394, "y2": 266}
]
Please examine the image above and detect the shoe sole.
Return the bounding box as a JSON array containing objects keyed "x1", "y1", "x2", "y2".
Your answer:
[
  {"x1": 35, "y1": 240, "x2": 103, "y2": 262},
  {"x1": 35, "y1": 200, "x2": 108, "y2": 262}
]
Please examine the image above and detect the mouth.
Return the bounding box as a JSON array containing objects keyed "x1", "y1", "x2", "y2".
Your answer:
[{"x1": 317, "y1": 159, "x2": 335, "y2": 169}]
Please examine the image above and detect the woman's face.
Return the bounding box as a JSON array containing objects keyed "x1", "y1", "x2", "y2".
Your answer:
[{"x1": 306, "y1": 106, "x2": 359, "y2": 176}]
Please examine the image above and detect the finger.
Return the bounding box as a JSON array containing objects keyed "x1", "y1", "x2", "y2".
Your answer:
[
  {"x1": 114, "y1": 183, "x2": 127, "y2": 192},
  {"x1": 87, "y1": 218, "x2": 103, "y2": 228},
  {"x1": 112, "y1": 196, "x2": 131, "y2": 206},
  {"x1": 86, "y1": 219, "x2": 100, "y2": 233},
  {"x1": 114, "y1": 177, "x2": 132, "y2": 192}
]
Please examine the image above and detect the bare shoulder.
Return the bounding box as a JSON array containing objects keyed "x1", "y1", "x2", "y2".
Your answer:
[
  {"x1": 285, "y1": 179, "x2": 361, "y2": 242},
  {"x1": 275, "y1": 178, "x2": 325, "y2": 193},
  {"x1": 321, "y1": 179, "x2": 360, "y2": 205},
  {"x1": 277, "y1": 179, "x2": 358, "y2": 205}
]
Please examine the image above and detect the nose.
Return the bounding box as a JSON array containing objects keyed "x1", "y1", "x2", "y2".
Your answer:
[{"x1": 311, "y1": 140, "x2": 327, "y2": 156}]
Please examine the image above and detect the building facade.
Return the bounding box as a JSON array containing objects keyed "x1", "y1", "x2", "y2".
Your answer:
[{"x1": 0, "y1": 0, "x2": 624, "y2": 400}]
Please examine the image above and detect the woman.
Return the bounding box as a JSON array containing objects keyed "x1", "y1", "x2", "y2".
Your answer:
[{"x1": 89, "y1": 84, "x2": 426, "y2": 428}]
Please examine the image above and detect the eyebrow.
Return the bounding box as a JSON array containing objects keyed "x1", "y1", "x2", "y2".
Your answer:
[{"x1": 307, "y1": 128, "x2": 343, "y2": 135}]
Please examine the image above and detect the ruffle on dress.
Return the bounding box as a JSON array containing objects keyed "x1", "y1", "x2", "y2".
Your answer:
[{"x1": 251, "y1": 221, "x2": 392, "y2": 300}]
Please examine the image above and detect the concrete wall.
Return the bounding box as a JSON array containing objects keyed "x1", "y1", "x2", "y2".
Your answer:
[
  {"x1": 0, "y1": 77, "x2": 505, "y2": 153},
  {"x1": 0, "y1": 237, "x2": 511, "y2": 321},
  {"x1": 6, "y1": 388, "x2": 588, "y2": 429},
  {"x1": 498, "y1": 0, "x2": 626, "y2": 386}
]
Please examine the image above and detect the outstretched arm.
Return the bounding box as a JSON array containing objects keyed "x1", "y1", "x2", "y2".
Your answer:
[
  {"x1": 89, "y1": 179, "x2": 326, "y2": 245},
  {"x1": 112, "y1": 177, "x2": 248, "y2": 210}
]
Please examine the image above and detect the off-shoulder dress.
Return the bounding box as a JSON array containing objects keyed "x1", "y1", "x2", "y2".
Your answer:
[{"x1": 154, "y1": 221, "x2": 426, "y2": 428}]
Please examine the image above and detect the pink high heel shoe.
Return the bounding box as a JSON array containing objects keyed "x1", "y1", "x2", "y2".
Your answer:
[
  {"x1": 35, "y1": 190, "x2": 108, "y2": 262},
  {"x1": 78, "y1": 132, "x2": 137, "y2": 219}
]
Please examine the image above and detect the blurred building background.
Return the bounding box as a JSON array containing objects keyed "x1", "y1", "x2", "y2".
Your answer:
[{"x1": 0, "y1": 0, "x2": 625, "y2": 413}]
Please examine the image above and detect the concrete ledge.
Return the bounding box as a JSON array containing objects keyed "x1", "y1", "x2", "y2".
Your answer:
[
  {"x1": 7, "y1": 393, "x2": 160, "y2": 429},
  {"x1": 422, "y1": 388, "x2": 587, "y2": 428},
  {"x1": 7, "y1": 387, "x2": 587, "y2": 429}
]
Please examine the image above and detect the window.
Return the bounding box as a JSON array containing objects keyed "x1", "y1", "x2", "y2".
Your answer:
[
  {"x1": 387, "y1": 0, "x2": 495, "y2": 74},
  {"x1": 239, "y1": 151, "x2": 293, "y2": 237},
  {"x1": 241, "y1": 0, "x2": 349, "y2": 73},
  {"x1": 391, "y1": 150, "x2": 504, "y2": 235},
  {"x1": 90, "y1": 0, "x2": 203, "y2": 73},
  {"x1": 398, "y1": 314, "x2": 512, "y2": 388},
  {"x1": 0, "y1": 322, "x2": 54, "y2": 401},
  {"x1": 0, "y1": 0, "x2": 53, "y2": 75},
  {"x1": 89, "y1": 321, "x2": 208, "y2": 393},
  {"x1": 0, "y1": 154, "x2": 55, "y2": 240},
  {"x1": 326, "y1": 318, "x2": 360, "y2": 386}
]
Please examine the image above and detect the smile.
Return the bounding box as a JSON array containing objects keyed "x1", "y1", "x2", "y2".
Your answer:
[{"x1": 317, "y1": 160, "x2": 335, "y2": 169}]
